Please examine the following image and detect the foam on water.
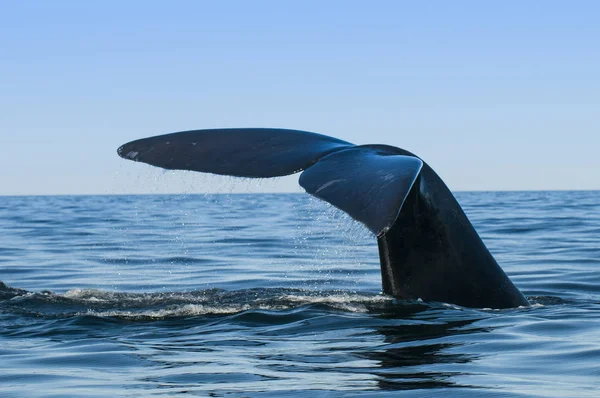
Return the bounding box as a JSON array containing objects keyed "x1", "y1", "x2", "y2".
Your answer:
[{"x1": 1, "y1": 283, "x2": 403, "y2": 318}]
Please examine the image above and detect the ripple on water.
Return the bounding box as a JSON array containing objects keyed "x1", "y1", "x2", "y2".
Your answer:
[{"x1": 0, "y1": 192, "x2": 599, "y2": 397}]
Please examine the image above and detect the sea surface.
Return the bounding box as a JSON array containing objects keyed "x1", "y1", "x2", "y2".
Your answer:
[{"x1": 1, "y1": 192, "x2": 599, "y2": 397}]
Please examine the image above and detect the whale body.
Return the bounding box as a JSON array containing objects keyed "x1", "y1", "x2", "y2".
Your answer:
[{"x1": 118, "y1": 128, "x2": 530, "y2": 309}]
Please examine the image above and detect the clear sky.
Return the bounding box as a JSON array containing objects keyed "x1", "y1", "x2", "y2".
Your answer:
[{"x1": 1, "y1": 1, "x2": 598, "y2": 195}]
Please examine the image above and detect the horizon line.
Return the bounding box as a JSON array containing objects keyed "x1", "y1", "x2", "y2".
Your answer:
[{"x1": 1, "y1": 188, "x2": 599, "y2": 198}]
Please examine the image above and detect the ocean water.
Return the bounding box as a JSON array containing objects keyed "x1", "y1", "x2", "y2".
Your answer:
[{"x1": 1, "y1": 191, "x2": 599, "y2": 397}]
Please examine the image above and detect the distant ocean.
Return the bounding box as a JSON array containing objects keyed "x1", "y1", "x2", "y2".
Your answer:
[{"x1": 1, "y1": 192, "x2": 599, "y2": 397}]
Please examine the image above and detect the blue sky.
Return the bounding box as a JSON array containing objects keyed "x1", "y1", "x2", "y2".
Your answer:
[{"x1": 1, "y1": 1, "x2": 598, "y2": 195}]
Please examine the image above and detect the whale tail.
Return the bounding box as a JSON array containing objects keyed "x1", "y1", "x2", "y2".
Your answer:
[{"x1": 118, "y1": 128, "x2": 530, "y2": 309}]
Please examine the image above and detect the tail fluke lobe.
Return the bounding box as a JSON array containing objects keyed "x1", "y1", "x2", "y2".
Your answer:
[
  {"x1": 117, "y1": 128, "x2": 352, "y2": 178},
  {"x1": 299, "y1": 146, "x2": 422, "y2": 235}
]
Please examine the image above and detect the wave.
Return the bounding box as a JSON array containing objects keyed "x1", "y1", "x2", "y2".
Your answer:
[
  {"x1": 1, "y1": 281, "x2": 568, "y2": 321},
  {"x1": 0, "y1": 281, "x2": 399, "y2": 319}
]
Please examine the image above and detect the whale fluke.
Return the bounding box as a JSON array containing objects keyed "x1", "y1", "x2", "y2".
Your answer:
[
  {"x1": 117, "y1": 128, "x2": 352, "y2": 178},
  {"x1": 299, "y1": 145, "x2": 422, "y2": 235},
  {"x1": 118, "y1": 128, "x2": 530, "y2": 309}
]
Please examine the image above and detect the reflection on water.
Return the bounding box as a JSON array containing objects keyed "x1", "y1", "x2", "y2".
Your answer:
[{"x1": 366, "y1": 305, "x2": 485, "y2": 390}]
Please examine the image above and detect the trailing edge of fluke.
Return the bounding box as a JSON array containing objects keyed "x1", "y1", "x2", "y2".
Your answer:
[{"x1": 118, "y1": 128, "x2": 530, "y2": 309}]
